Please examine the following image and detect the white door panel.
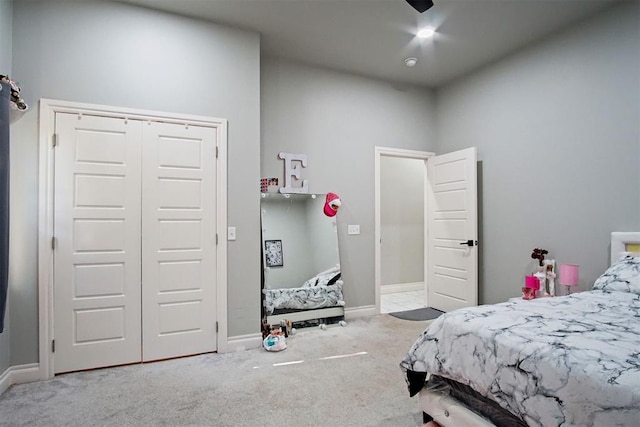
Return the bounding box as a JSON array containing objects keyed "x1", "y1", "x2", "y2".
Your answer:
[
  {"x1": 53, "y1": 113, "x2": 142, "y2": 373},
  {"x1": 427, "y1": 147, "x2": 478, "y2": 312},
  {"x1": 142, "y1": 122, "x2": 217, "y2": 361},
  {"x1": 54, "y1": 112, "x2": 219, "y2": 372}
]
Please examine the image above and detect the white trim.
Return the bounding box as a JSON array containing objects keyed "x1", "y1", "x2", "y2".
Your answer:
[
  {"x1": 374, "y1": 146, "x2": 433, "y2": 316},
  {"x1": 0, "y1": 363, "x2": 41, "y2": 395},
  {"x1": 380, "y1": 282, "x2": 423, "y2": 295},
  {"x1": 216, "y1": 119, "x2": 229, "y2": 354},
  {"x1": 344, "y1": 305, "x2": 376, "y2": 319},
  {"x1": 0, "y1": 366, "x2": 10, "y2": 395},
  {"x1": 38, "y1": 100, "x2": 55, "y2": 381},
  {"x1": 225, "y1": 333, "x2": 263, "y2": 352},
  {"x1": 38, "y1": 99, "x2": 229, "y2": 378},
  {"x1": 9, "y1": 363, "x2": 40, "y2": 384},
  {"x1": 611, "y1": 232, "x2": 640, "y2": 265}
]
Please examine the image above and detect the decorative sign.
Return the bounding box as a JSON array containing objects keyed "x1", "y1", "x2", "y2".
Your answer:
[
  {"x1": 278, "y1": 152, "x2": 309, "y2": 194},
  {"x1": 264, "y1": 240, "x2": 283, "y2": 267}
]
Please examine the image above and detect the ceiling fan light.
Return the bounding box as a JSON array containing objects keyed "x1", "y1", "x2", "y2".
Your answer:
[
  {"x1": 406, "y1": 0, "x2": 434, "y2": 13},
  {"x1": 417, "y1": 27, "x2": 435, "y2": 39}
]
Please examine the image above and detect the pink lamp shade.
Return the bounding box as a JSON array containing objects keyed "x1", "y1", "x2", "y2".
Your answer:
[
  {"x1": 559, "y1": 264, "x2": 579, "y2": 292},
  {"x1": 525, "y1": 275, "x2": 540, "y2": 290}
]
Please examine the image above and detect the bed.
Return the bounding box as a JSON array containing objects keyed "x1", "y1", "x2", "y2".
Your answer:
[
  {"x1": 263, "y1": 266, "x2": 345, "y2": 324},
  {"x1": 400, "y1": 232, "x2": 640, "y2": 426}
]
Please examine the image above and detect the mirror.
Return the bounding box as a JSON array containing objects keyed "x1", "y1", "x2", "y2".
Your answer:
[{"x1": 261, "y1": 193, "x2": 340, "y2": 289}]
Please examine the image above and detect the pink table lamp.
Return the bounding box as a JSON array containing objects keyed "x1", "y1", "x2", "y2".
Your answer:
[
  {"x1": 522, "y1": 275, "x2": 540, "y2": 299},
  {"x1": 559, "y1": 264, "x2": 579, "y2": 294}
]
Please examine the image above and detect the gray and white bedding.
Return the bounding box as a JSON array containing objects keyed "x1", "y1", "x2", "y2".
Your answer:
[
  {"x1": 401, "y1": 288, "x2": 640, "y2": 426},
  {"x1": 263, "y1": 270, "x2": 344, "y2": 315}
]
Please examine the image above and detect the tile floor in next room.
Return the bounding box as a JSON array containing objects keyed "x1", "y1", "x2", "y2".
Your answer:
[{"x1": 380, "y1": 290, "x2": 426, "y2": 314}]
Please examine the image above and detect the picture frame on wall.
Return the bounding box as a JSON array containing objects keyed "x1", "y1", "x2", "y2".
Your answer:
[{"x1": 264, "y1": 239, "x2": 284, "y2": 267}]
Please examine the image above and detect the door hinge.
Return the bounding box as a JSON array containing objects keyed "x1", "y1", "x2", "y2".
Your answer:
[
  {"x1": 216, "y1": 234, "x2": 218, "y2": 245},
  {"x1": 52, "y1": 133, "x2": 58, "y2": 147},
  {"x1": 216, "y1": 146, "x2": 219, "y2": 159},
  {"x1": 216, "y1": 321, "x2": 219, "y2": 333},
  {"x1": 51, "y1": 237, "x2": 57, "y2": 250},
  {"x1": 51, "y1": 339, "x2": 55, "y2": 353}
]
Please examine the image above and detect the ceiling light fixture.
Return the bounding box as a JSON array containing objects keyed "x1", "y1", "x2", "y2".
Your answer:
[
  {"x1": 404, "y1": 57, "x2": 418, "y2": 67},
  {"x1": 417, "y1": 27, "x2": 435, "y2": 39}
]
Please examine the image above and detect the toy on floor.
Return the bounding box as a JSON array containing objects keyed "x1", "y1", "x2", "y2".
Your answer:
[
  {"x1": 261, "y1": 319, "x2": 271, "y2": 338},
  {"x1": 263, "y1": 328, "x2": 287, "y2": 352},
  {"x1": 279, "y1": 319, "x2": 292, "y2": 337}
]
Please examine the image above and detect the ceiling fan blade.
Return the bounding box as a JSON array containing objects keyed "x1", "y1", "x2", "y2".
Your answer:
[{"x1": 406, "y1": 0, "x2": 434, "y2": 13}]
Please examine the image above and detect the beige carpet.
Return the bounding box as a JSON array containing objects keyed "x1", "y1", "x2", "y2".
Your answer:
[{"x1": 0, "y1": 314, "x2": 432, "y2": 427}]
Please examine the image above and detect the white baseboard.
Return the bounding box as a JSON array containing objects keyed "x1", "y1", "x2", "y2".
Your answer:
[
  {"x1": 0, "y1": 363, "x2": 41, "y2": 395},
  {"x1": 0, "y1": 366, "x2": 10, "y2": 395},
  {"x1": 345, "y1": 305, "x2": 376, "y2": 319},
  {"x1": 12, "y1": 363, "x2": 41, "y2": 384},
  {"x1": 381, "y1": 282, "x2": 423, "y2": 295},
  {"x1": 225, "y1": 333, "x2": 262, "y2": 352}
]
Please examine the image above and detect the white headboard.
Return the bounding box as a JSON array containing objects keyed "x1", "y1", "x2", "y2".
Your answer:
[{"x1": 611, "y1": 232, "x2": 640, "y2": 265}]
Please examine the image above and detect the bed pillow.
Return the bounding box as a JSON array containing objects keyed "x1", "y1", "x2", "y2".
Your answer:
[
  {"x1": 592, "y1": 254, "x2": 640, "y2": 294},
  {"x1": 301, "y1": 271, "x2": 341, "y2": 287},
  {"x1": 315, "y1": 271, "x2": 341, "y2": 286}
]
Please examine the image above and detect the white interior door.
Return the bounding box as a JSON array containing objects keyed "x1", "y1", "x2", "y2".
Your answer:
[
  {"x1": 427, "y1": 147, "x2": 478, "y2": 312},
  {"x1": 141, "y1": 122, "x2": 217, "y2": 361},
  {"x1": 53, "y1": 113, "x2": 142, "y2": 373}
]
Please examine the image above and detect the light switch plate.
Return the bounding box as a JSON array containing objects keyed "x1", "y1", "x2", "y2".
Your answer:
[
  {"x1": 227, "y1": 227, "x2": 236, "y2": 241},
  {"x1": 347, "y1": 225, "x2": 360, "y2": 235}
]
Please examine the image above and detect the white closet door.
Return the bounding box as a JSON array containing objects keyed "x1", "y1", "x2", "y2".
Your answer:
[
  {"x1": 141, "y1": 122, "x2": 217, "y2": 361},
  {"x1": 53, "y1": 113, "x2": 142, "y2": 374}
]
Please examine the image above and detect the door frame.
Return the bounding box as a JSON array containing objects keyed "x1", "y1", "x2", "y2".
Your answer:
[
  {"x1": 374, "y1": 146, "x2": 434, "y2": 314},
  {"x1": 37, "y1": 99, "x2": 228, "y2": 379}
]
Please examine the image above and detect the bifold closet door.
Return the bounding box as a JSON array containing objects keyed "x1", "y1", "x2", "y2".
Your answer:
[
  {"x1": 141, "y1": 121, "x2": 217, "y2": 361},
  {"x1": 53, "y1": 113, "x2": 142, "y2": 374}
]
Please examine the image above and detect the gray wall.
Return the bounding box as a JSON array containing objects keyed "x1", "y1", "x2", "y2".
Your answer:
[
  {"x1": 261, "y1": 197, "x2": 315, "y2": 288},
  {"x1": 380, "y1": 156, "x2": 424, "y2": 286},
  {"x1": 436, "y1": 0, "x2": 640, "y2": 304},
  {"x1": 306, "y1": 197, "x2": 340, "y2": 275},
  {"x1": 10, "y1": 0, "x2": 260, "y2": 365},
  {"x1": 261, "y1": 59, "x2": 437, "y2": 308},
  {"x1": 0, "y1": 0, "x2": 12, "y2": 375},
  {"x1": 0, "y1": 0, "x2": 10, "y2": 74}
]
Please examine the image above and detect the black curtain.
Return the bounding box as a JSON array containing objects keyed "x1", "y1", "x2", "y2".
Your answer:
[{"x1": 0, "y1": 81, "x2": 9, "y2": 333}]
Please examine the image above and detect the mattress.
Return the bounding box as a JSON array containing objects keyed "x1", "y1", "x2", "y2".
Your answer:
[{"x1": 400, "y1": 290, "x2": 640, "y2": 426}]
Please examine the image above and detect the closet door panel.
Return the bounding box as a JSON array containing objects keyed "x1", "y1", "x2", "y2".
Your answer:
[
  {"x1": 53, "y1": 113, "x2": 142, "y2": 373},
  {"x1": 142, "y1": 122, "x2": 217, "y2": 361}
]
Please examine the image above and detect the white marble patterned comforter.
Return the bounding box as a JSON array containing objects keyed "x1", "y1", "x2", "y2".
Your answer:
[
  {"x1": 400, "y1": 290, "x2": 640, "y2": 427},
  {"x1": 263, "y1": 281, "x2": 344, "y2": 315}
]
